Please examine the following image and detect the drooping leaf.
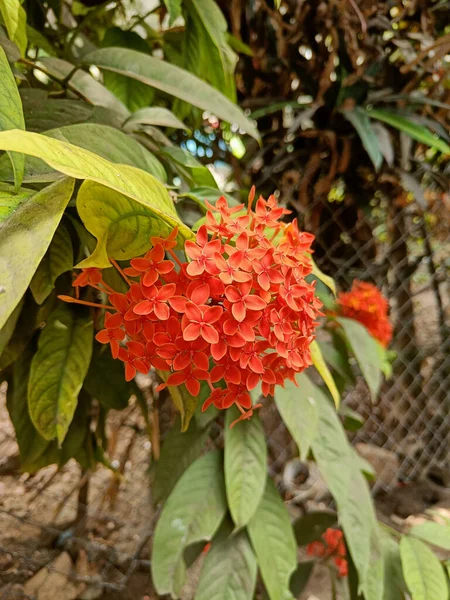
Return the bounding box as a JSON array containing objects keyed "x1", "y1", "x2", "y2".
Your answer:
[
  {"x1": 0, "y1": 45, "x2": 25, "y2": 191},
  {"x1": 0, "y1": 177, "x2": 74, "y2": 329},
  {"x1": 30, "y1": 223, "x2": 73, "y2": 305},
  {"x1": 247, "y1": 477, "x2": 297, "y2": 600},
  {"x1": 342, "y1": 107, "x2": 383, "y2": 171},
  {"x1": 400, "y1": 536, "x2": 448, "y2": 600},
  {"x1": 275, "y1": 378, "x2": 318, "y2": 460},
  {"x1": 153, "y1": 418, "x2": 209, "y2": 503},
  {"x1": 82, "y1": 48, "x2": 260, "y2": 141},
  {"x1": 310, "y1": 340, "x2": 340, "y2": 408},
  {"x1": 163, "y1": 0, "x2": 182, "y2": 25},
  {"x1": 311, "y1": 258, "x2": 336, "y2": 296},
  {"x1": 124, "y1": 107, "x2": 189, "y2": 132},
  {"x1": 161, "y1": 146, "x2": 218, "y2": 188},
  {"x1": 0, "y1": 0, "x2": 27, "y2": 55},
  {"x1": 84, "y1": 346, "x2": 136, "y2": 411},
  {"x1": 367, "y1": 108, "x2": 450, "y2": 155},
  {"x1": 28, "y1": 303, "x2": 93, "y2": 444},
  {"x1": 38, "y1": 57, "x2": 129, "y2": 119},
  {"x1": 0, "y1": 183, "x2": 34, "y2": 222},
  {"x1": 224, "y1": 406, "x2": 267, "y2": 529},
  {"x1": 336, "y1": 317, "x2": 384, "y2": 401},
  {"x1": 0, "y1": 130, "x2": 193, "y2": 250},
  {"x1": 151, "y1": 451, "x2": 227, "y2": 598},
  {"x1": 409, "y1": 522, "x2": 450, "y2": 551},
  {"x1": 293, "y1": 511, "x2": 337, "y2": 546},
  {"x1": 195, "y1": 520, "x2": 257, "y2": 600}
]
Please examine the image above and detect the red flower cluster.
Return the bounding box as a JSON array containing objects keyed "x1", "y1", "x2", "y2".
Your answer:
[
  {"x1": 62, "y1": 189, "x2": 322, "y2": 426},
  {"x1": 336, "y1": 280, "x2": 392, "y2": 348},
  {"x1": 307, "y1": 528, "x2": 348, "y2": 577}
]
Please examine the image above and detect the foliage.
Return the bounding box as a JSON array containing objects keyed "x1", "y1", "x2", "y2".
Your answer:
[{"x1": 0, "y1": 1, "x2": 448, "y2": 599}]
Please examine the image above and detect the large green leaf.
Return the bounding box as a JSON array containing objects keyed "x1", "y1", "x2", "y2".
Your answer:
[
  {"x1": 310, "y1": 340, "x2": 340, "y2": 408},
  {"x1": 336, "y1": 317, "x2": 384, "y2": 401},
  {"x1": 306, "y1": 374, "x2": 383, "y2": 600},
  {"x1": 124, "y1": 107, "x2": 189, "y2": 132},
  {"x1": 153, "y1": 419, "x2": 209, "y2": 503},
  {"x1": 6, "y1": 346, "x2": 51, "y2": 471},
  {"x1": 82, "y1": 48, "x2": 260, "y2": 141},
  {"x1": 382, "y1": 535, "x2": 407, "y2": 600},
  {"x1": 151, "y1": 451, "x2": 227, "y2": 598},
  {"x1": 30, "y1": 223, "x2": 73, "y2": 305},
  {"x1": 0, "y1": 45, "x2": 25, "y2": 191},
  {"x1": 367, "y1": 108, "x2": 450, "y2": 155},
  {"x1": 0, "y1": 129, "x2": 193, "y2": 248},
  {"x1": 342, "y1": 107, "x2": 383, "y2": 171},
  {"x1": 247, "y1": 477, "x2": 297, "y2": 600},
  {"x1": 28, "y1": 303, "x2": 93, "y2": 444},
  {"x1": 0, "y1": 183, "x2": 34, "y2": 222},
  {"x1": 275, "y1": 378, "x2": 318, "y2": 460},
  {"x1": 161, "y1": 146, "x2": 218, "y2": 188},
  {"x1": 195, "y1": 521, "x2": 257, "y2": 600},
  {"x1": 224, "y1": 406, "x2": 267, "y2": 529},
  {"x1": 39, "y1": 57, "x2": 129, "y2": 119},
  {"x1": 0, "y1": 177, "x2": 74, "y2": 329},
  {"x1": 22, "y1": 98, "x2": 94, "y2": 132},
  {"x1": 400, "y1": 537, "x2": 448, "y2": 600},
  {"x1": 409, "y1": 522, "x2": 450, "y2": 551},
  {"x1": 0, "y1": 0, "x2": 27, "y2": 55}
]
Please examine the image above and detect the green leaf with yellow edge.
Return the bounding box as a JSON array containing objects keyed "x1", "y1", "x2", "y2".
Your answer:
[
  {"x1": 247, "y1": 477, "x2": 297, "y2": 600},
  {"x1": 28, "y1": 303, "x2": 93, "y2": 444},
  {"x1": 0, "y1": 0, "x2": 27, "y2": 55},
  {"x1": 310, "y1": 257, "x2": 336, "y2": 296},
  {"x1": 0, "y1": 129, "x2": 193, "y2": 247},
  {"x1": 0, "y1": 45, "x2": 25, "y2": 191},
  {"x1": 157, "y1": 369, "x2": 198, "y2": 432},
  {"x1": 400, "y1": 536, "x2": 448, "y2": 600},
  {"x1": 310, "y1": 340, "x2": 340, "y2": 408},
  {"x1": 224, "y1": 406, "x2": 267, "y2": 529},
  {"x1": 152, "y1": 451, "x2": 227, "y2": 598},
  {"x1": 30, "y1": 223, "x2": 73, "y2": 305},
  {"x1": 0, "y1": 177, "x2": 75, "y2": 330}
]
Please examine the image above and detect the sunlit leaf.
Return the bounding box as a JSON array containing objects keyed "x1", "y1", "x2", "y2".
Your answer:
[
  {"x1": 0, "y1": 183, "x2": 34, "y2": 222},
  {"x1": 409, "y1": 522, "x2": 450, "y2": 551},
  {"x1": 0, "y1": 0, "x2": 27, "y2": 55},
  {"x1": 400, "y1": 537, "x2": 448, "y2": 600},
  {"x1": 310, "y1": 340, "x2": 340, "y2": 408}
]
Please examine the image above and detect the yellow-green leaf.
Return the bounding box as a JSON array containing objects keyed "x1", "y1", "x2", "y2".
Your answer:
[
  {"x1": 310, "y1": 340, "x2": 340, "y2": 408},
  {"x1": 0, "y1": 45, "x2": 25, "y2": 191},
  {"x1": 28, "y1": 303, "x2": 93, "y2": 444},
  {"x1": 0, "y1": 0, "x2": 27, "y2": 55},
  {"x1": 311, "y1": 257, "x2": 336, "y2": 296},
  {"x1": 0, "y1": 183, "x2": 34, "y2": 222},
  {"x1": 400, "y1": 536, "x2": 448, "y2": 600},
  {"x1": 0, "y1": 177, "x2": 75, "y2": 329}
]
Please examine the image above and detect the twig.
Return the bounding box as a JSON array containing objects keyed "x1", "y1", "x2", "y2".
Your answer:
[{"x1": 348, "y1": 0, "x2": 367, "y2": 34}]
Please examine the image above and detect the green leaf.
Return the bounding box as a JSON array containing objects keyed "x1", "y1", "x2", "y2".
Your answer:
[
  {"x1": 82, "y1": 48, "x2": 260, "y2": 141},
  {"x1": 157, "y1": 369, "x2": 198, "y2": 432},
  {"x1": 163, "y1": 0, "x2": 182, "y2": 25},
  {"x1": 151, "y1": 451, "x2": 227, "y2": 598},
  {"x1": 247, "y1": 477, "x2": 297, "y2": 600},
  {"x1": 153, "y1": 419, "x2": 209, "y2": 503},
  {"x1": 6, "y1": 345, "x2": 51, "y2": 471},
  {"x1": 400, "y1": 537, "x2": 448, "y2": 600},
  {"x1": 318, "y1": 337, "x2": 355, "y2": 385},
  {"x1": 409, "y1": 522, "x2": 450, "y2": 551},
  {"x1": 310, "y1": 340, "x2": 340, "y2": 408},
  {"x1": 0, "y1": 295, "x2": 22, "y2": 358},
  {"x1": 0, "y1": 0, "x2": 27, "y2": 55},
  {"x1": 84, "y1": 345, "x2": 135, "y2": 411},
  {"x1": 28, "y1": 303, "x2": 93, "y2": 444},
  {"x1": 0, "y1": 130, "x2": 193, "y2": 251},
  {"x1": 30, "y1": 223, "x2": 73, "y2": 305},
  {"x1": 0, "y1": 184, "x2": 34, "y2": 222},
  {"x1": 0, "y1": 45, "x2": 25, "y2": 191},
  {"x1": 293, "y1": 511, "x2": 337, "y2": 546},
  {"x1": 311, "y1": 258, "x2": 336, "y2": 296},
  {"x1": 306, "y1": 373, "x2": 384, "y2": 600},
  {"x1": 367, "y1": 108, "x2": 450, "y2": 155},
  {"x1": 26, "y1": 24, "x2": 56, "y2": 56},
  {"x1": 336, "y1": 317, "x2": 384, "y2": 401},
  {"x1": 224, "y1": 406, "x2": 267, "y2": 529},
  {"x1": 382, "y1": 535, "x2": 407, "y2": 600},
  {"x1": 124, "y1": 107, "x2": 189, "y2": 132},
  {"x1": 22, "y1": 98, "x2": 94, "y2": 132},
  {"x1": 39, "y1": 57, "x2": 130, "y2": 119},
  {"x1": 342, "y1": 107, "x2": 383, "y2": 171},
  {"x1": 0, "y1": 177, "x2": 75, "y2": 329},
  {"x1": 195, "y1": 521, "x2": 257, "y2": 600},
  {"x1": 161, "y1": 146, "x2": 218, "y2": 188},
  {"x1": 275, "y1": 378, "x2": 318, "y2": 460},
  {"x1": 179, "y1": 187, "x2": 238, "y2": 211}
]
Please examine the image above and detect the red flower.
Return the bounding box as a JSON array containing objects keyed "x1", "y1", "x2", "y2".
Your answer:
[
  {"x1": 73, "y1": 268, "x2": 102, "y2": 287},
  {"x1": 307, "y1": 528, "x2": 348, "y2": 578},
  {"x1": 124, "y1": 244, "x2": 174, "y2": 286},
  {"x1": 224, "y1": 281, "x2": 267, "y2": 322},
  {"x1": 184, "y1": 225, "x2": 221, "y2": 276},
  {"x1": 182, "y1": 303, "x2": 223, "y2": 344},
  {"x1": 133, "y1": 283, "x2": 176, "y2": 320},
  {"x1": 95, "y1": 312, "x2": 125, "y2": 358}
]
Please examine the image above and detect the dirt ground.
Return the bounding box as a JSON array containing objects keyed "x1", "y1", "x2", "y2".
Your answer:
[{"x1": 0, "y1": 384, "x2": 449, "y2": 600}]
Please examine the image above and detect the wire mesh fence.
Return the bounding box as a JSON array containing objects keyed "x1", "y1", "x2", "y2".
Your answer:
[{"x1": 0, "y1": 195, "x2": 448, "y2": 598}]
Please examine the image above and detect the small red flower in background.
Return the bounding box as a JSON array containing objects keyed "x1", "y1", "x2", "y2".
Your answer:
[
  {"x1": 62, "y1": 188, "x2": 323, "y2": 426},
  {"x1": 307, "y1": 528, "x2": 348, "y2": 577},
  {"x1": 336, "y1": 280, "x2": 393, "y2": 348}
]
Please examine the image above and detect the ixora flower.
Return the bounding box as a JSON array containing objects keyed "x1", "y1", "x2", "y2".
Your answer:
[
  {"x1": 59, "y1": 189, "x2": 323, "y2": 427},
  {"x1": 336, "y1": 280, "x2": 393, "y2": 348},
  {"x1": 307, "y1": 528, "x2": 348, "y2": 577}
]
